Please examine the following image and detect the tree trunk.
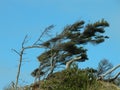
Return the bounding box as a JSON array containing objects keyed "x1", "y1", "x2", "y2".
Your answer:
[
  {"x1": 100, "y1": 64, "x2": 120, "y2": 78},
  {"x1": 15, "y1": 49, "x2": 24, "y2": 89},
  {"x1": 103, "y1": 72, "x2": 120, "y2": 82},
  {"x1": 66, "y1": 56, "x2": 82, "y2": 69}
]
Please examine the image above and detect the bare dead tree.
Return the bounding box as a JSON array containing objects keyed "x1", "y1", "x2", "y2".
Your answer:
[
  {"x1": 12, "y1": 25, "x2": 54, "y2": 89},
  {"x1": 97, "y1": 64, "x2": 120, "y2": 82},
  {"x1": 100, "y1": 64, "x2": 120, "y2": 78},
  {"x1": 105, "y1": 72, "x2": 120, "y2": 82},
  {"x1": 97, "y1": 59, "x2": 113, "y2": 77}
]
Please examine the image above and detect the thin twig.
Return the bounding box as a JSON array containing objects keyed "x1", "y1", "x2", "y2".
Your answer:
[
  {"x1": 22, "y1": 35, "x2": 28, "y2": 48},
  {"x1": 11, "y1": 49, "x2": 20, "y2": 55},
  {"x1": 33, "y1": 25, "x2": 54, "y2": 45},
  {"x1": 24, "y1": 45, "x2": 44, "y2": 49}
]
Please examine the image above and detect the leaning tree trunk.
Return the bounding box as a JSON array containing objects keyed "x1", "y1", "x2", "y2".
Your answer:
[
  {"x1": 66, "y1": 56, "x2": 82, "y2": 69},
  {"x1": 98, "y1": 64, "x2": 120, "y2": 81},
  {"x1": 104, "y1": 72, "x2": 120, "y2": 82},
  {"x1": 100, "y1": 64, "x2": 120, "y2": 78}
]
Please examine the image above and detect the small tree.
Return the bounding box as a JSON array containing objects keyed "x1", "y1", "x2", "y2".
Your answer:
[
  {"x1": 96, "y1": 60, "x2": 120, "y2": 83},
  {"x1": 97, "y1": 59, "x2": 113, "y2": 78}
]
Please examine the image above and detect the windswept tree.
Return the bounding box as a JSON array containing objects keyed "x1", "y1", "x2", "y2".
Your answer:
[{"x1": 36, "y1": 19, "x2": 109, "y2": 78}]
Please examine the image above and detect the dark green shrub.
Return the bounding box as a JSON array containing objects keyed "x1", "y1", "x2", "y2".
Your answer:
[{"x1": 40, "y1": 67, "x2": 96, "y2": 90}]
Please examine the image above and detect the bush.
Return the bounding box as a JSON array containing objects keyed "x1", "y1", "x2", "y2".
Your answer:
[{"x1": 40, "y1": 67, "x2": 96, "y2": 90}]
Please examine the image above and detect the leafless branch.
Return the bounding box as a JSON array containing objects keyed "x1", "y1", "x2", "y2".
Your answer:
[
  {"x1": 24, "y1": 45, "x2": 44, "y2": 49},
  {"x1": 13, "y1": 24, "x2": 55, "y2": 89},
  {"x1": 14, "y1": 27, "x2": 53, "y2": 89},
  {"x1": 100, "y1": 64, "x2": 120, "y2": 78},
  {"x1": 108, "y1": 72, "x2": 120, "y2": 82},
  {"x1": 97, "y1": 64, "x2": 120, "y2": 82},
  {"x1": 11, "y1": 49, "x2": 20, "y2": 55},
  {"x1": 33, "y1": 25, "x2": 54, "y2": 45}
]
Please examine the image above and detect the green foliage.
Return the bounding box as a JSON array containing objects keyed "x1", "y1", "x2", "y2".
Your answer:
[
  {"x1": 40, "y1": 67, "x2": 97, "y2": 90},
  {"x1": 93, "y1": 19, "x2": 109, "y2": 27},
  {"x1": 37, "y1": 49, "x2": 59, "y2": 62},
  {"x1": 31, "y1": 67, "x2": 119, "y2": 90},
  {"x1": 33, "y1": 19, "x2": 110, "y2": 79}
]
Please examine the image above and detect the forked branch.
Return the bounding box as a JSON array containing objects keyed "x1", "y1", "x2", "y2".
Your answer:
[{"x1": 13, "y1": 26, "x2": 54, "y2": 89}]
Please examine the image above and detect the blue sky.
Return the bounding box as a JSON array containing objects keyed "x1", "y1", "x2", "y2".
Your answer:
[{"x1": 0, "y1": 0, "x2": 120, "y2": 89}]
